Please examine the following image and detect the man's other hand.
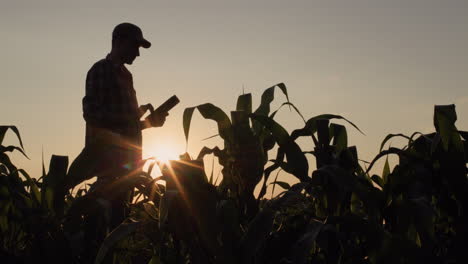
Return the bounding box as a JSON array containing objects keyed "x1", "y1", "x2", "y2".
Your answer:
[{"x1": 147, "y1": 110, "x2": 168, "y2": 127}]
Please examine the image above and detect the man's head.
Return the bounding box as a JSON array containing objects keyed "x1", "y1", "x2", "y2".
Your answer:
[{"x1": 111, "y1": 23, "x2": 151, "y2": 65}]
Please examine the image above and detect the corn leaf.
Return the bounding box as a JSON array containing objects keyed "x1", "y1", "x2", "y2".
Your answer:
[
  {"x1": 197, "y1": 146, "x2": 224, "y2": 161},
  {"x1": 382, "y1": 157, "x2": 390, "y2": 184},
  {"x1": 94, "y1": 221, "x2": 141, "y2": 264},
  {"x1": 270, "y1": 102, "x2": 306, "y2": 123},
  {"x1": 251, "y1": 114, "x2": 309, "y2": 182},
  {"x1": 143, "y1": 202, "x2": 159, "y2": 221},
  {"x1": 17, "y1": 169, "x2": 41, "y2": 205},
  {"x1": 66, "y1": 145, "x2": 102, "y2": 190},
  {"x1": 183, "y1": 107, "x2": 195, "y2": 148},
  {"x1": 258, "y1": 150, "x2": 284, "y2": 199},
  {"x1": 183, "y1": 103, "x2": 232, "y2": 146},
  {"x1": 371, "y1": 175, "x2": 384, "y2": 188},
  {"x1": 0, "y1": 145, "x2": 29, "y2": 159},
  {"x1": 434, "y1": 104, "x2": 463, "y2": 151},
  {"x1": 365, "y1": 147, "x2": 405, "y2": 175},
  {"x1": 292, "y1": 114, "x2": 364, "y2": 143},
  {"x1": 330, "y1": 123, "x2": 348, "y2": 153},
  {"x1": 0, "y1": 126, "x2": 25, "y2": 150},
  {"x1": 254, "y1": 82, "x2": 289, "y2": 116},
  {"x1": 252, "y1": 83, "x2": 290, "y2": 134},
  {"x1": 379, "y1": 133, "x2": 411, "y2": 152},
  {"x1": 270, "y1": 181, "x2": 290, "y2": 190},
  {"x1": 270, "y1": 168, "x2": 282, "y2": 198},
  {"x1": 236, "y1": 93, "x2": 252, "y2": 114}
]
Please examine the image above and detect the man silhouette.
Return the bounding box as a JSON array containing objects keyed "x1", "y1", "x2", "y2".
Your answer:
[
  {"x1": 68, "y1": 23, "x2": 167, "y2": 260},
  {"x1": 82, "y1": 22, "x2": 166, "y2": 182}
]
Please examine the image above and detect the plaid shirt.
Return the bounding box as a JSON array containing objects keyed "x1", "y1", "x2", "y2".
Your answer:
[{"x1": 83, "y1": 54, "x2": 142, "y2": 150}]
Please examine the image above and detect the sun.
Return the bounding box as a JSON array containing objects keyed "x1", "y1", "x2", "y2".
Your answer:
[{"x1": 143, "y1": 143, "x2": 180, "y2": 166}]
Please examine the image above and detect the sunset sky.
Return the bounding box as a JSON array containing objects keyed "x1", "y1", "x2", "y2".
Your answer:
[{"x1": 1, "y1": 0, "x2": 467, "y2": 191}]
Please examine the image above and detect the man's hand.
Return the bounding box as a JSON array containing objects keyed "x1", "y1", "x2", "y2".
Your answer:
[
  {"x1": 138, "y1": 104, "x2": 154, "y2": 119},
  {"x1": 146, "y1": 110, "x2": 168, "y2": 128}
]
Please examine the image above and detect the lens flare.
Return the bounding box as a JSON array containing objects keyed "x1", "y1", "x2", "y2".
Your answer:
[{"x1": 144, "y1": 144, "x2": 179, "y2": 166}]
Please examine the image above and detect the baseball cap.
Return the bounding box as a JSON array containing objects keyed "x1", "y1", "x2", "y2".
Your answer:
[{"x1": 112, "y1": 23, "x2": 151, "y2": 48}]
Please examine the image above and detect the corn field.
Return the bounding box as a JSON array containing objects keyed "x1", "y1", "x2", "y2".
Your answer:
[{"x1": 1, "y1": 83, "x2": 467, "y2": 264}]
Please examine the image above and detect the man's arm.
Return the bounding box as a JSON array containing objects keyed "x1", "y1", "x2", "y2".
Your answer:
[{"x1": 83, "y1": 62, "x2": 107, "y2": 127}]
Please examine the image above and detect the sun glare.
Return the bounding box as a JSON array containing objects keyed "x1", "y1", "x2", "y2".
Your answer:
[{"x1": 144, "y1": 143, "x2": 180, "y2": 166}]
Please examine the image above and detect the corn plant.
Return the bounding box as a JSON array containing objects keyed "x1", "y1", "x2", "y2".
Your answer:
[
  {"x1": 2, "y1": 90, "x2": 468, "y2": 264},
  {"x1": 182, "y1": 83, "x2": 299, "y2": 218},
  {"x1": 362, "y1": 104, "x2": 468, "y2": 263},
  {"x1": 0, "y1": 126, "x2": 74, "y2": 262}
]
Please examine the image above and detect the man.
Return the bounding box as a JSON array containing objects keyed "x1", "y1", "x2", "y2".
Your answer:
[
  {"x1": 67, "y1": 22, "x2": 168, "y2": 262},
  {"x1": 69, "y1": 22, "x2": 167, "y2": 184},
  {"x1": 81, "y1": 22, "x2": 166, "y2": 182}
]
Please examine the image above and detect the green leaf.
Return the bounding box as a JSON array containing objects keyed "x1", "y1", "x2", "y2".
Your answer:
[
  {"x1": 254, "y1": 82, "x2": 289, "y2": 116},
  {"x1": 371, "y1": 175, "x2": 384, "y2": 188},
  {"x1": 209, "y1": 155, "x2": 215, "y2": 184},
  {"x1": 316, "y1": 119, "x2": 330, "y2": 146},
  {"x1": 17, "y1": 169, "x2": 41, "y2": 205},
  {"x1": 258, "y1": 150, "x2": 284, "y2": 199},
  {"x1": 183, "y1": 107, "x2": 195, "y2": 149},
  {"x1": 250, "y1": 114, "x2": 309, "y2": 182},
  {"x1": 65, "y1": 145, "x2": 101, "y2": 190},
  {"x1": 94, "y1": 222, "x2": 141, "y2": 264},
  {"x1": 252, "y1": 83, "x2": 290, "y2": 134},
  {"x1": 0, "y1": 126, "x2": 25, "y2": 151},
  {"x1": 269, "y1": 182, "x2": 309, "y2": 209},
  {"x1": 270, "y1": 168, "x2": 282, "y2": 198},
  {"x1": 379, "y1": 133, "x2": 411, "y2": 152},
  {"x1": 197, "y1": 103, "x2": 232, "y2": 140},
  {"x1": 330, "y1": 123, "x2": 348, "y2": 153},
  {"x1": 365, "y1": 147, "x2": 405, "y2": 174},
  {"x1": 270, "y1": 102, "x2": 306, "y2": 123},
  {"x1": 270, "y1": 181, "x2": 290, "y2": 190},
  {"x1": 201, "y1": 134, "x2": 220, "y2": 141},
  {"x1": 382, "y1": 157, "x2": 390, "y2": 183},
  {"x1": 0, "y1": 126, "x2": 7, "y2": 146},
  {"x1": 43, "y1": 187, "x2": 54, "y2": 210},
  {"x1": 41, "y1": 147, "x2": 46, "y2": 178},
  {"x1": 179, "y1": 152, "x2": 192, "y2": 161},
  {"x1": 196, "y1": 146, "x2": 224, "y2": 161},
  {"x1": 143, "y1": 202, "x2": 159, "y2": 221},
  {"x1": 292, "y1": 114, "x2": 364, "y2": 143},
  {"x1": 184, "y1": 103, "x2": 233, "y2": 144},
  {"x1": 434, "y1": 104, "x2": 463, "y2": 151},
  {"x1": 236, "y1": 93, "x2": 252, "y2": 114},
  {"x1": 44, "y1": 155, "x2": 68, "y2": 189},
  {"x1": 0, "y1": 145, "x2": 29, "y2": 159}
]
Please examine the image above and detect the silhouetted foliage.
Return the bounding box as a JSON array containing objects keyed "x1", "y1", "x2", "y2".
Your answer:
[{"x1": 1, "y1": 85, "x2": 467, "y2": 263}]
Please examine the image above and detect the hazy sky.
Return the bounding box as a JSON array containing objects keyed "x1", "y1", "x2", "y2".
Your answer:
[{"x1": 1, "y1": 0, "x2": 467, "y2": 189}]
